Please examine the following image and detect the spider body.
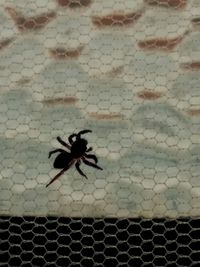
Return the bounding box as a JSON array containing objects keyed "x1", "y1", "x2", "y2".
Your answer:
[
  {"x1": 70, "y1": 138, "x2": 88, "y2": 158},
  {"x1": 46, "y1": 129, "x2": 103, "y2": 187},
  {"x1": 53, "y1": 151, "x2": 71, "y2": 169}
]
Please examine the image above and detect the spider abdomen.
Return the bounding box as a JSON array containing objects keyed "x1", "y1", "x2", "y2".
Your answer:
[{"x1": 53, "y1": 152, "x2": 72, "y2": 169}]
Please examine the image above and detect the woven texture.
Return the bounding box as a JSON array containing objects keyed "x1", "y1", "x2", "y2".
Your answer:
[{"x1": 0, "y1": 0, "x2": 200, "y2": 217}]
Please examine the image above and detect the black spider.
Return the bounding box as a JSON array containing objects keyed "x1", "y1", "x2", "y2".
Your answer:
[{"x1": 46, "y1": 129, "x2": 103, "y2": 187}]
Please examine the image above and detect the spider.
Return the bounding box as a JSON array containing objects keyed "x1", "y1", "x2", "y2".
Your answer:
[{"x1": 46, "y1": 129, "x2": 103, "y2": 187}]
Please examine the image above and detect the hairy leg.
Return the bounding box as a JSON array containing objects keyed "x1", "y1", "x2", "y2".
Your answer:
[
  {"x1": 68, "y1": 133, "x2": 77, "y2": 144},
  {"x1": 75, "y1": 161, "x2": 88, "y2": 179},
  {"x1": 77, "y1": 129, "x2": 92, "y2": 139},
  {"x1": 57, "y1": 136, "x2": 71, "y2": 149},
  {"x1": 46, "y1": 160, "x2": 75, "y2": 187},
  {"x1": 84, "y1": 154, "x2": 98, "y2": 164},
  {"x1": 86, "y1": 147, "x2": 93, "y2": 153},
  {"x1": 82, "y1": 158, "x2": 103, "y2": 170}
]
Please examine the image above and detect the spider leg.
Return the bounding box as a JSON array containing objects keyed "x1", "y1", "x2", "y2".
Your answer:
[
  {"x1": 46, "y1": 160, "x2": 75, "y2": 187},
  {"x1": 84, "y1": 154, "x2": 98, "y2": 164},
  {"x1": 57, "y1": 136, "x2": 71, "y2": 150},
  {"x1": 75, "y1": 161, "x2": 88, "y2": 179},
  {"x1": 82, "y1": 158, "x2": 103, "y2": 170},
  {"x1": 86, "y1": 147, "x2": 93, "y2": 153},
  {"x1": 48, "y1": 149, "x2": 65, "y2": 158},
  {"x1": 77, "y1": 129, "x2": 92, "y2": 139},
  {"x1": 68, "y1": 133, "x2": 77, "y2": 144}
]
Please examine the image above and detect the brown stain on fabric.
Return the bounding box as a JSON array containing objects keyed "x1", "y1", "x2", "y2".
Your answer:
[
  {"x1": 191, "y1": 17, "x2": 200, "y2": 24},
  {"x1": 138, "y1": 31, "x2": 189, "y2": 51},
  {"x1": 89, "y1": 113, "x2": 124, "y2": 120},
  {"x1": 137, "y1": 90, "x2": 164, "y2": 100},
  {"x1": 106, "y1": 66, "x2": 124, "y2": 77},
  {"x1": 43, "y1": 97, "x2": 78, "y2": 106},
  {"x1": 91, "y1": 10, "x2": 144, "y2": 27},
  {"x1": 0, "y1": 38, "x2": 14, "y2": 50},
  {"x1": 5, "y1": 7, "x2": 56, "y2": 31},
  {"x1": 56, "y1": 0, "x2": 92, "y2": 8},
  {"x1": 186, "y1": 109, "x2": 200, "y2": 116},
  {"x1": 192, "y1": 17, "x2": 200, "y2": 28},
  {"x1": 144, "y1": 0, "x2": 187, "y2": 9},
  {"x1": 49, "y1": 46, "x2": 84, "y2": 59},
  {"x1": 180, "y1": 61, "x2": 200, "y2": 70},
  {"x1": 16, "y1": 78, "x2": 31, "y2": 85}
]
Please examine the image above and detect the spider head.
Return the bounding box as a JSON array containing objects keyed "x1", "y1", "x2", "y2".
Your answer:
[
  {"x1": 78, "y1": 138, "x2": 88, "y2": 146},
  {"x1": 71, "y1": 137, "x2": 88, "y2": 157}
]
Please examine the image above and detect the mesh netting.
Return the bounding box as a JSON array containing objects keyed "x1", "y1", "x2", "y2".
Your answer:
[
  {"x1": 0, "y1": 0, "x2": 200, "y2": 265},
  {"x1": 0, "y1": 0, "x2": 200, "y2": 218},
  {"x1": 1, "y1": 217, "x2": 200, "y2": 266}
]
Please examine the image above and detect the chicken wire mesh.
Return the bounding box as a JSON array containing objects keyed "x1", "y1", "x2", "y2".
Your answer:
[
  {"x1": 0, "y1": 0, "x2": 200, "y2": 264},
  {"x1": 0, "y1": 217, "x2": 200, "y2": 266},
  {"x1": 0, "y1": 0, "x2": 200, "y2": 218}
]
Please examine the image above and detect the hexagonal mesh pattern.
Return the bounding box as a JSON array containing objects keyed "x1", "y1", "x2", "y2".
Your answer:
[
  {"x1": 1, "y1": 1, "x2": 200, "y2": 265},
  {"x1": 1, "y1": 217, "x2": 200, "y2": 266},
  {"x1": 1, "y1": 1, "x2": 200, "y2": 217}
]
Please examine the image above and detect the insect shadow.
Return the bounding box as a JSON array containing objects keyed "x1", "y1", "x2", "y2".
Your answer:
[{"x1": 46, "y1": 129, "x2": 103, "y2": 187}]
